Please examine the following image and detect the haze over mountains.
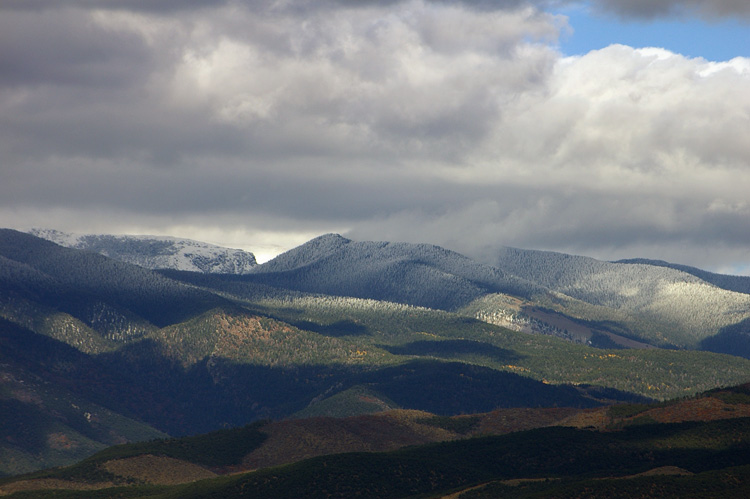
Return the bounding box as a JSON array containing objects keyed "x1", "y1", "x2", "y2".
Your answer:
[{"x1": 3, "y1": 227, "x2": 750, "y2": 479}]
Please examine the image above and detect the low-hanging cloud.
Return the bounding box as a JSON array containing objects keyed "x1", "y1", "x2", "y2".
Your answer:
[{"x1": 1, "y1": 0, "x2": 749, "y2": 272}]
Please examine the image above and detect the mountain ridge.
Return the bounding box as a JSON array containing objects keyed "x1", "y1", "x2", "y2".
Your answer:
[
  {"x1": 29, "y1": 228, "x2": 258, "y2": 274},
  {"x1": 247, "y1": 233, "x2": 544, "y2": 311},
  {"x1": 616, "y1": 257, "x2": 750, "y2": 295},
  {"x1": 491, "y1": 245, "x2": 750, "y2": 348}
]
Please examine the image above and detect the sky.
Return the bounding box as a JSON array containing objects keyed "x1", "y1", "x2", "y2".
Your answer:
[{"x1": 1, "y1": 1, "x2": 749, "y2": 272}]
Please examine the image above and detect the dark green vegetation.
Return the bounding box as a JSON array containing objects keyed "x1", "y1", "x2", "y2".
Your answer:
[
  {"x1": 459, "y1": 466, "x2": 750, "y2": 499},
  {"x1": 30, "y1": 421, "x2": 267, "y2": 484},
  {"x1": 168, "y1": 419, "x2": 750, "y2": 499},
  {"x1": 5, "y1": 411, "x2": 750, "y2": 498},
  {"x1": 3, "y1": 228, "x2": 750, "y2": 481},
  {"x1": 89, "y1": 421, "x2": 267, "y2": 468},
  {"x1": 0, "y1": 319, "x2": 168, "y2": 477},
  {"x1": 416, "y1": 414, "x2": 481, "y2": 434}
]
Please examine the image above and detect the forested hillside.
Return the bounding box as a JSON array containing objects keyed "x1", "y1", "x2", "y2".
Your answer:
[
  {"x1": 493, "y1": 246, "x2": 750, "y2": 348},
  {"x1": 617, "y1": 257, "x2": 750, "y2": 295},
  {"x1": 245, "y1": 233, "x2": 543, "y2": 310},
  {"x1": 0, "y1": 319, "x2": 168, "y2": 477},
  {"x1": 0, "y1": 229, "x2": 227, "y2": 338}
]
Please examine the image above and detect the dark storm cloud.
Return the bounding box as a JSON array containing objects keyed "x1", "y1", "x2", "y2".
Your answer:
[
  {"x1": 2, "y1": 150, "x2": 486, "y2": 223},
  {"x1": 0, "y1": 0, "x2": 229, "y2": 13},
  {"x1": 0, "y1": 9, "x2": 153, "y2": 88},
  {"x1": 328, "y1": 0, "x2": 533, "y2": 8},
  {"x1": 328, "y1": 0, "x2": 750, "y2": 19},
  {"x1": 4, "y1": 0, "x2": 748, "y2": 20},
  {"x1": 592, "y1": 0, "x2": 750, "y2": 20}
]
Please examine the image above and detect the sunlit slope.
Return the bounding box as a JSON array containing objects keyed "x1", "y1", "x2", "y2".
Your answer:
[
  {"x1": 617, "y1": 257, "x2": 750, "y2": 295},
  {"x1": 222, "y1": 294, "x2": 750, "y2": 402},
  {"x1": 493, "y1": 246, "x2": 750, "y2": 347}
]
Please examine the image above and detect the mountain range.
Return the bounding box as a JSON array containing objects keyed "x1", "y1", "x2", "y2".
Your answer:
[
  {"x1": 242, "y1": 233, "x2": 750, "y2": 351},
  {"x1": 2, "y1": 227, "x2": 750, "y2": 481}
]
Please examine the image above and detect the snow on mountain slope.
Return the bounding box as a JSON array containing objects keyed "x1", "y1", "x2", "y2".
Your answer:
[
  {"x1": 248, "y1": 234, "x2": 544, "y2": 310},
  {"x1": 29, "y1": 229, "x2": 257, "y2": 274},
  {"x1": 493, "y1": 246, "x2": 750, "y2": 346},
  {"x1": 615, "y1": 258, "x2": 750, "y2": 296}
]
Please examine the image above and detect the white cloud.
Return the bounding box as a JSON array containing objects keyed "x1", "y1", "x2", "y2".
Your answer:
[{"x1": 352, "y1": 44, "x2": 750, "y2": 270}]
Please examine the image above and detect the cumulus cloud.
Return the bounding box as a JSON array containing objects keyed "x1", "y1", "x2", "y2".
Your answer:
[
  {"x1": 349, "y1": 44, "x2": 750, "y2": 269},
  {"x1": 1, "y1": 0, "x2": 749, "y2": 272}
]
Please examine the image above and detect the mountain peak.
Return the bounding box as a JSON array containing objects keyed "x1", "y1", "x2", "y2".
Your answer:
[
  {"x1": 256, "y1": 233, "x2": 351, "y2": 273},
  {"x1": 308, "y1": 233, "x2": 351, "y2": 246}
]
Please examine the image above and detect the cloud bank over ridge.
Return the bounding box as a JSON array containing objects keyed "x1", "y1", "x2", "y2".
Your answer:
[{"x1": 1, "y1": 0, "x2": 749, "y2": 272}]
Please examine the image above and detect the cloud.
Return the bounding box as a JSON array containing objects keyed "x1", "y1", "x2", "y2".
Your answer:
[
  {"x1": 1, "y1": 0, "x2": 749, "y2": 272},
  {"x1": 591, "y1": 0, "x2": 750, "y2": 20},
  {"x1": 0, "y1": 0, "x2": 230, "y2": 13},
  {"x1": 349, "y1": 44, "x2": 750, "y2": 269},
  {"x1": 0, "y1": 1, "x2": 563, "y2": 167}
]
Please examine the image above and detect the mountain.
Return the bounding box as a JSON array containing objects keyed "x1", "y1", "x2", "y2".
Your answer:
[
  {"x1": 29, "y1": 228, "x2": 257, "y2": 274},
  {"x1": 616, "y1": 257, "x2": 750, "y2": 295},
  {"x1": 244, "y1": 233, "x2": 544, "y2": 310},
  {"x1": 4, "y1": 228, "x2": 750, "y2": 478},
  {"x1": 0, "y1": 228, "x2": 228, "y2": 337},
  {"x1": 209, "y1": 234, "x2": 750, "y2": 351},
  {"x1": 490, "y1": 246, "x2": 750, "y2": 348},
  {"x1": 0, "y1": 319, "x2": 168, "y2": 477},
  {"x1": 0, "y1": 231, "x2": 640, "y2": 448}
]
